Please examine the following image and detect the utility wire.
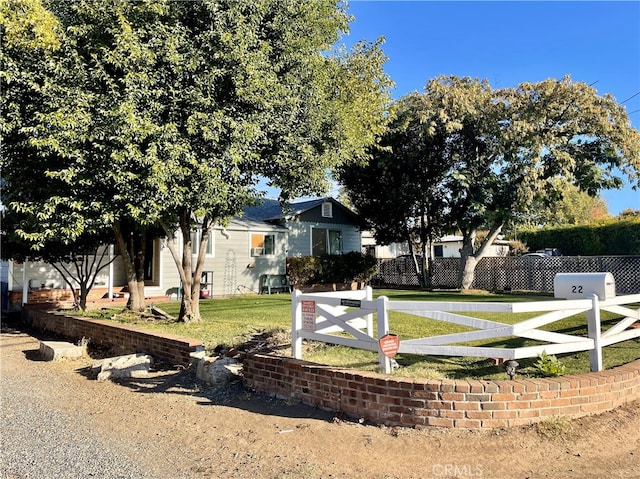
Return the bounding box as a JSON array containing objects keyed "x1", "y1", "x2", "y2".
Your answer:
[{"x1": 620, "y1": 91, "x2": 640, "y2": 104}]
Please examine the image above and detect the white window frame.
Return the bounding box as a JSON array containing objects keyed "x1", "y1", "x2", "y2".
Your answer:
[
  {"x1": 190, "y1": 228, "x2": 215, "y2": 257},
  {"x1": 311, "y1": 227, "x2": 342, "y2": 256},
  {"x1": 251, "y1": 232, "x2": 276, "y2": 256},
  {"x1": 321, "y1": 202, "x2": 333, "y2": 218}
]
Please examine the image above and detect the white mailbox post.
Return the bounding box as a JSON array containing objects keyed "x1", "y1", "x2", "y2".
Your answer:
[{"x1": 554, "y1": 272, "x2": 616, "y2": 372}]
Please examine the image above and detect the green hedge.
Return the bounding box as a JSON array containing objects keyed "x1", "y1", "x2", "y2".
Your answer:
[
  {"x1": 286, "y1": 252, "x2": 378, "y2": 285},
  {"x1": 518, "y1": 218, "x2": 640, "y2": 255}
]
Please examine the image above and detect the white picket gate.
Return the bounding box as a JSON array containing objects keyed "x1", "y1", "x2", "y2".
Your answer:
[{"x1": 291, "y1": 288, "x2": 640, "y2": 374}]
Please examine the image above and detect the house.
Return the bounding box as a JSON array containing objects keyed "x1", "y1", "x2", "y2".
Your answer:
[
  {"x1": 3, "y1": 197, "x2": 363, "y2": 308},
  {"x1": 432, "y1": 235, "x2": 511, "y2": 258},
  {"x1": 361, "y1": 234, "x2": 511, "y2": 259},
  {"x1": 242, "y1": 197, "x2": 363, "y2": 257},
  {"x1": 361, "y1": 231, "x2": 410, "y2": 259}
]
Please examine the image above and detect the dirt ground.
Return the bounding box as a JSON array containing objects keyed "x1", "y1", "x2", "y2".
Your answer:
[{"x1": 1, "y1": 321, "x2": 639, "y2": 479}]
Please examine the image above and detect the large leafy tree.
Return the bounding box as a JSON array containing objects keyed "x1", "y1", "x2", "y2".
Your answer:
[
  {"x1": 339, "y1": 93, "x2": 449, "y2": 286},
  {"x1": 519, "y1": 181, "x2": 610, "y2": 227},
  {"x1": 1, "y1": 0, "x2": 392, "y2": 321},
  {"x1": 0, "y1": 0, "x2": 115, "y2": 309},
  {"x1": 341, "y1": 75, "x2": 640, "y2": 289}
]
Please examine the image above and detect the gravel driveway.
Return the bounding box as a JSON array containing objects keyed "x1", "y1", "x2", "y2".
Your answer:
[
  {"x1": 0, "y1": 325, "x2": 195, "y2": 479},
  {"x1": 3, "y1": 318, "x2": 640, "y2": 479}
]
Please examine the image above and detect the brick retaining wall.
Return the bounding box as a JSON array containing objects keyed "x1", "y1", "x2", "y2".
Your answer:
[
  {"x1": 243, "y1": 353, "x2": 640, "y2": 428},
  {"x1": 24, "y1": 309, "x2": 203, "y2": 367}
]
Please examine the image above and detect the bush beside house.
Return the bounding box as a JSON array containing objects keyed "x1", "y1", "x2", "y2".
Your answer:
[{"x1": 287, "y1": 253, "x2": 378, "y2": 288}]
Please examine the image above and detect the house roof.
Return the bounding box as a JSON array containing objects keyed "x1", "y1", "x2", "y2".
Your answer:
[
  {"x1": 224, "y1": 215, "x2": 287, "y2": 232},
  {"x1": 242, "y1": 197, "x2": 358, "y2": 222}
]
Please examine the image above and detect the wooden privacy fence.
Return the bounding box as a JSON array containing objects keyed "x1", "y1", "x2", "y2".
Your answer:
[
  {"x1": 291, "y1": 288, "x2": 640, "y2": 374},
  {"x1": 374, "y1": 255, "x2": 640, "y2": 294}
]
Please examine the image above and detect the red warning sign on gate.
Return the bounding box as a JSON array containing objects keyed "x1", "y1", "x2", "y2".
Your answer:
[
  {"x1": 301, "y1": 300, "x2": 316, "y2": 331},
  {"x1": 379, "y1": 334, "x2": 399, "y2": 358}
]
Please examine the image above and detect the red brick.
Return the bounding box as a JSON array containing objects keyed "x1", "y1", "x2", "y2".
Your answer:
[
  {"x1": 402, "y1": 398, "x2": 426, "y2": 408},
  {"x1": 481, "y1": 402, "x2": 507, "y2": 411},
  {"x1": 492, "y1": 393, "x2": 516, "y2": 401},
  {"x1": 426, "y1": 400, "x2": 453, "y2": 410},
  {"x1": 465, "y1": 410, "x2": 493, "y2": 420},
  {"x1": 440, "y1": 410, "x2": 466, "y2": 419},
  {"x1": 570, "y1": 395, "x2": 590, "y2": 405},
  {"x1": 413, "y1": 390, "x2": 438, "y2": 400},
  {"x1": 441, "y1": 392, "x2": 465, "y2": 402},
  {"x1": 468, "y1": 380, "x2": 486, "y2": 393},
  {"x1": 454, "y1": 401, "x2": 480, "y2": 411},
  {"x1": 455, "y1": 418, "x2": 482, "y2": 428},
  {"x1": 481, "y1": 419, "x2": 509, "y2": 428},
  {"x1": 492, "y1": 410, "x2": 518, "y2": 419},
  {"x1": 427, "y1": 417, "x2": 454, "y2": 427},
  {"x1": 454, "y1": 381, "x2": 471, "y2": 393},
  {"x1": 466, "y1": 393, "x2": 492, "y2": 402},
  {"x1": 518, "y1": 408, "x2": 541, "y2": 419},
  {"x1": 539, "y1": 390, "x2": 559, "y2": 400}
]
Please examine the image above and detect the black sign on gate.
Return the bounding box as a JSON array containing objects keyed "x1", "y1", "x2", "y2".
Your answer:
[{"x1": 340, "y1": 299, "x2": 361, "y2": 308}]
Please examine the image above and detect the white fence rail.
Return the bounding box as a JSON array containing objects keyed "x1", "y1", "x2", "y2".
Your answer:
[{"x1": 291, "y1": 289, "x2": 640, "y2": 374}]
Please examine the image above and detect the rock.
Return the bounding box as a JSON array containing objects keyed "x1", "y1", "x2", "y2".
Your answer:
[
  {"x1": 195, "y1": 356, "x2": 242, "y2": 385},
  {"x1": 93, "y1": 353, "x2": 153, "y2": 381},
  {"x1": 39, "y1": 341, "x2": 85, "y2": 361}
]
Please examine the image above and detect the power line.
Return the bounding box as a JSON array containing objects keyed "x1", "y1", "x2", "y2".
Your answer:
[{"x1": 620, "y1": 91, "x2": 640, "y2": 104}]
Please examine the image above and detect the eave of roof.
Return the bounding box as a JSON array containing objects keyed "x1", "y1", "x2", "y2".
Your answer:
[{"x1": 242, "y1": 197, "x2": 357, "y2": 222}]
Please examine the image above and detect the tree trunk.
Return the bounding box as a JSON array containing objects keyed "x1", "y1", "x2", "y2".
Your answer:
[
  {"x1": 458, "y1": 233, "x2": 477, "y2": 290},
  {"x1": 406, "y1": 241, "x2": 424, "y2": 288},
  {"x1": 458, "y1": 223, "x2": 504, "y2": 290},
  {"x1": 160, "y1": 210, "x2": 207, "y2": 323},
  {"x1": 113, "y1": 220, "x2": 146, "y2": 312},
  {"x1": 459, "y1": 255, "x2": 479, "y2": 290},
  {"x1": 78, "y1": 283, "x2": 88, "y2": 311}
]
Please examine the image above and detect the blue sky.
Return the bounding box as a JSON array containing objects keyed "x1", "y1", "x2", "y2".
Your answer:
[{"x1": 340, "y1": 0, "x2": 640, "y2": 215}]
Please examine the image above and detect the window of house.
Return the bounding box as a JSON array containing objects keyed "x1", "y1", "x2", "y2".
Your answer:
[
  {"x1": 321, "y1": 202, "x2": 333, "y2": 218},
  {"x1": 251, "y1": 233, "x2": 275, "y2": 256},
  {"x1": 312, "y1": 228, "x2": 342, "y2": 256},
  {"x1": 190, "y1": 229, "x2": 214, "y2": 257},
  {"x1": 434, "y1": 245, "x2": 444, "y2": 257},
  {"x1": 144, "y1": 238, "x2": 155, "y2": 281}
]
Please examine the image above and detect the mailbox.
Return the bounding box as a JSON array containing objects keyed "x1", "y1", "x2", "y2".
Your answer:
[{"x1": 553, "y1": 272, "x2": 616, "y2": 301}]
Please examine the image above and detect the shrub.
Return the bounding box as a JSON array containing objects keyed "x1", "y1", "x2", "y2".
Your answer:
[
  {"x1": 287, "y1": 252, "x2": 378, "y2": 285},
  {"x1": 533, "y1": 351, "x2": 566, "y2": 377},
  {"x1": 518, "y1": 217, "x2": 640, "y2": 255},
  {"x1": 286, "y1": 256, "x2": 321, "y2": 286}
]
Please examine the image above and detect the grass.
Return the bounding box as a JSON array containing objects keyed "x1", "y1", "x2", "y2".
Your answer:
[{"x1": 89, "y1": 288, "x2": 640, "y2": 381}]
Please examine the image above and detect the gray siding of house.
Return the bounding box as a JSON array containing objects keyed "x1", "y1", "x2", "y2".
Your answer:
[
  {"x1": 160, "y1": 226, "x2": 288, "y2": 297},
  {"x1": 297, "y1": 202, "x2": 358, "y2": 225},
  {"x1": 286, "y1": 221, "x2": 361, "y2": 257},
  {"x1": 7, "y1": 247, "x2": 126, "y2": 292}
]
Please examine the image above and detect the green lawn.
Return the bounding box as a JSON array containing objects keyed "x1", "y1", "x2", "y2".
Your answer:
[{"x1": 97, "y1": 289, "x2": 639, "y2": 381}]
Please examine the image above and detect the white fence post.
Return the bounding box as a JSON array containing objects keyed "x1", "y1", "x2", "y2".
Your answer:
[
  {"x1": 365, "y1": 286, "x2": 374, "y2": 338},
  {"x1": 22, "y1": 259, "x2": 28, "y2": 306},
  {"x1": 586, "y1": 293, "x2": 603, "y2": 372},
  {"x1": 377, "y1": 295, "x2": 390, "y2": 374},
  {"x1": 291, "y1": 289, "x2": 303, "y2": 359}
]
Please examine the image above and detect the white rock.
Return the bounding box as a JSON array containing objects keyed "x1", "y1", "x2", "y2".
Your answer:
[
  {"x1": 195, "y1": 356, "x2": 242, "y2": 385},
  {"x1": 93, "y1": 353, "x2": 153, "y2": 381}
]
